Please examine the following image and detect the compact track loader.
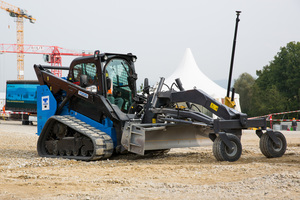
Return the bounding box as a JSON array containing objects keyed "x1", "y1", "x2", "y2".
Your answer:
[{"x1": 34, "y1": 51, "x2": 287, "y2": 162}]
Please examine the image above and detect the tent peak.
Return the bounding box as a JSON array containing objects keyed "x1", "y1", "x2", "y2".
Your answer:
[{"x1": 165, "y1": 48, "x2": 227, "y2": 98}]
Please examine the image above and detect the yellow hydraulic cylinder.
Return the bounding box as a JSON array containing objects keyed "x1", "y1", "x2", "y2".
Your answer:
[{"x1": 224, "y1": 96, "x2": 236, "y2": 109}]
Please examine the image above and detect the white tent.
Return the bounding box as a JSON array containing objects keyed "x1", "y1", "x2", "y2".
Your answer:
[{"x1": 164, "y1": 48, "x2": 241, "y2": 111}]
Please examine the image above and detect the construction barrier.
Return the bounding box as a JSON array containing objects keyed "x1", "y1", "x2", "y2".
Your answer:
[
  {"x1": 0, "y1": 111, "x2": 30, "y2": 120},
  {"x1": 249, "y1": 110, "x2": 300, "y2": 129},
  {"x1": 1, "y1": 111, "x2": 29, "y2": 115}
]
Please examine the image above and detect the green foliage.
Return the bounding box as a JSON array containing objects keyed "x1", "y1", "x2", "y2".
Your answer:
[
  {"x1": 256, "y1": 41, "x2": 300, "y2": 102},
  {"x1": 237, "y1": 41, "x2": 300, "y2": 117},
  {"x1": 250, "y1": 84, "x2": 287, "y2": 116},
  {"x1": 234, "y1": 73, "x2": 255, "y2": 115}
]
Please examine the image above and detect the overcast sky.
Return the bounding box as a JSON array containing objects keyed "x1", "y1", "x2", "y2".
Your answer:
[{"x1": 1, "y1": 0, "x2": 300, "y2": 92}]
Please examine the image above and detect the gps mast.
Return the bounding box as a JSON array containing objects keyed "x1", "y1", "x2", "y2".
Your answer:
[{"x1": 225, "y1": 11, "x2": 241, "y2": 108}]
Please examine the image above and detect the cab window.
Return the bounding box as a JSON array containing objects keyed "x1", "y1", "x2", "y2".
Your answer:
[
  {"x1": 73, "y1": 63, "x2": 97, "y2": 86},
  {"x1": 105, "y1": 59, "x2": 132, "y2": 112}
]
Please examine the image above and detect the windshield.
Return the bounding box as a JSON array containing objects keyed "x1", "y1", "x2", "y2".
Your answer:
[{"x1": 105, "y1": 59, "x2": 133, "y2": 112}]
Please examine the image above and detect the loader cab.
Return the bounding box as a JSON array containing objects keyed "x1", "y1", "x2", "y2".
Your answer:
[{"x1": 68, "y1": 52, "x2": 137, "y2": 114}]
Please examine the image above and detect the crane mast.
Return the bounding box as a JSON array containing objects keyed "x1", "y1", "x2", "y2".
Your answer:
[{"x1": 0, "y1": 0, "x2": 36, "y2": 80}]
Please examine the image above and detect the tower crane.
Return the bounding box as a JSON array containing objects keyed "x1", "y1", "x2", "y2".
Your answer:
[
  {"x1": 0, "y1": 44, "x2": 92, "y2": 77},
  {"x1": 0, "y1": 0, "x2": 36, "y2": 80}
]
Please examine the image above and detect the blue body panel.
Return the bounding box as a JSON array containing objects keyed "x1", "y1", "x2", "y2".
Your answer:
[
  {"x1": 36, "y1": 85, "x2": 117, "y2": 147},
  {"x1": 37, "y1": 85, "x2": 57, "y2": 135},
  {"x1": 70, "y1": 110, "x2": 117, "y2": 147}
]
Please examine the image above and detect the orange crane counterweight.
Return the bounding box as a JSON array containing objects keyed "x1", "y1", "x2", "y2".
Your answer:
[{"x1": 0, "y1": 0, "x2": 36, "y2": 80}]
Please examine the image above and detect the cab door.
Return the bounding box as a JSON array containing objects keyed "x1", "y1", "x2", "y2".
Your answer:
[{"x1": 104, "y1": 58, "x2": 135, "y2": 113}]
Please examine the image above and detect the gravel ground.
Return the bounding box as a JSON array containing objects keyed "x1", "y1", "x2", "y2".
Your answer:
[{"x1": 0, "y1": 120, "x2": 299, "y2": 200}]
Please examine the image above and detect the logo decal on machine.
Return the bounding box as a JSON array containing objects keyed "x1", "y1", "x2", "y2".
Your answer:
[
  {"x1": 42, "y1": 96, "x2": 50, "y2": 110},
  {"x1": 78, "y1": 90, "x2": 89, "y2": 99}
]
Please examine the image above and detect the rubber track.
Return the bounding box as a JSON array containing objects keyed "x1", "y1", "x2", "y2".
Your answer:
[{"x1": 38, "y1": 115, "x2": 114, "y2": 161}]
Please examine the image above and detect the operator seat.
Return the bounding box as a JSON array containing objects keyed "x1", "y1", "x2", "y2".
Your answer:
[{"x1": 114, "y1": 91, "x2": 124, "y2": 109}]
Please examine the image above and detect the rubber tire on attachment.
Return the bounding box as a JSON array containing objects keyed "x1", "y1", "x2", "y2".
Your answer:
[
  {"x1": 213, "y1": 133, "x2": 242, "y2": 162},
  {"x1": 259, "y1": 131, "x2": 286, "y2": 158}
]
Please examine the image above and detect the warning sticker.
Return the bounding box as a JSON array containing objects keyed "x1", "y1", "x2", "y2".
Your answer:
[
  {"x1": 210, "y1": 102, "x2": 219, "y2": 112},
  {"x1": 42, "y1": 96, "x2": 50, "y2": 110}
]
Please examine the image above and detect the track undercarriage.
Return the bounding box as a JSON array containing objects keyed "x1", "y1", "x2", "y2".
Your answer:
[{"x1": 37, "y1": 115, "x2": 114, "y2": 161}]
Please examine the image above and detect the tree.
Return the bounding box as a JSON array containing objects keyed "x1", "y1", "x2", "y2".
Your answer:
[
  {"x1": 252, "y1": 41, "x2": 300, "y2": 116},
  {"x1": 250, "y1": 84, "x2": 287, "y2": 116},
  {"x1": 234, "y1": 73, "x2": 255, "y2": 115}
]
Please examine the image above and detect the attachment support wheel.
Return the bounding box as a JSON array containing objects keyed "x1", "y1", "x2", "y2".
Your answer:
[
  {"x1": 259, "y1": 131, "x2": 286, "y2": 158},
  {"x1": 213, "y1": 133, "x2": 242, "y2": 162}
]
